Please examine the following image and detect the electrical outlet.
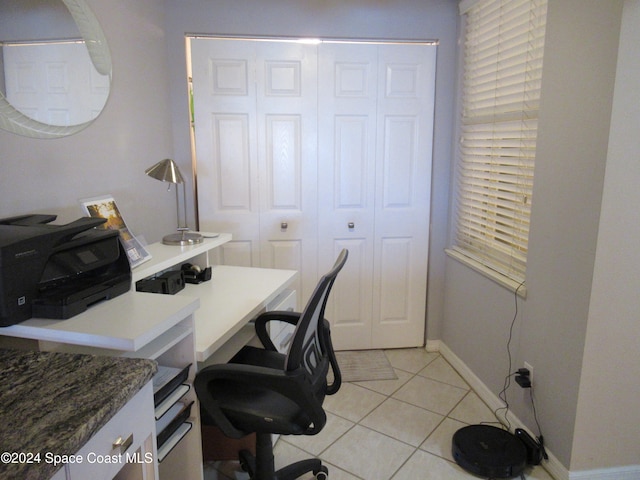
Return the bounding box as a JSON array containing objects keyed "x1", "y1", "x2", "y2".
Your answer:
[{"x1": 524, "y1": 362, "x2": 533, "y2": 386}]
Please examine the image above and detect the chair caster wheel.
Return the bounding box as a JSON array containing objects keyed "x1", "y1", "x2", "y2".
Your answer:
[
  {"x1": 314, "y1": 465, "x2": 329, "y2": 479},
  {"x1": 238, "y1": 449, "x2": 254, "y2": 474}
]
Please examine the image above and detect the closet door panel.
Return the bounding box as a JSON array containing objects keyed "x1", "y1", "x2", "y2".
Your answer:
[
  {"x1": 265, "y1": 115, "x2": 301, "y2": 210},
  {"x1": 381, "y1": 116, "x2": 417, "y2": 208},
  {"x1": 318, "y1": 43, "x2": 377, "y2": 347},
  {"x1": 374, "y1": 237, "x2": 413, "y2": 331},
  {"x1": 218, "y1": 241, "x2": 254, "y2": 267},
  {"x1": 211, "y1": 114, "x2": 252, "y2": 211},
  {"x1": 191, "y1": 39, "x2": 260, "y2": 267},
  {"x1": 256, "y1": 42, "x2": 318, "y2": 306},
  {"x1": 261, "y1": 114, "x2": 305, "y2": 297},
  {"x1": 323, "y1": 238, "x2": 373, "y2": 350},
  {"x1": 371, "y1": 44, "x2": 436, "y2": 348},
  {"x1": 334, "y1": 116, "x2": 370, "y2": 208},
  {"x1": 266, "y1": 240, "x2": 302, "y2": 272}
]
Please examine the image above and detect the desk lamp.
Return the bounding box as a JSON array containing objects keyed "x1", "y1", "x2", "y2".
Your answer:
[{"x1": 145, "y1": 158, "x2": 203, "y2": 246}]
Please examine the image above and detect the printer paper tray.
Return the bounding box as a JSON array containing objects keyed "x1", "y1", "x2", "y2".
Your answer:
[{"x1": 32, "y1": 275, "x2": 130, "y2": 319}]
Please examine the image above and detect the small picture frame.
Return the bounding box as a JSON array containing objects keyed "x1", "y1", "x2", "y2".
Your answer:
[{"x1": 80, "y1": 195, "x2": 151, "y2": 269}]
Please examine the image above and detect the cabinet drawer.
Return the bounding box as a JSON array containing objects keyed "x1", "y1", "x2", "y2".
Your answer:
[{"x1": 69, "y1": 382, "x2": 155, "y2": 479}]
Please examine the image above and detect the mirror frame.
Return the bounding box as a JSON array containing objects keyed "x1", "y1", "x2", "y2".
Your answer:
[{"x1": 0, "y1": 0, "x2": 112, "y2": 139}]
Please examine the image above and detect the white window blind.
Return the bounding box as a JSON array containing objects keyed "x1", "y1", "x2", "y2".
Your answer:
[{"x1": 452, "y1": 0, "x2": 547, "y2": 284}]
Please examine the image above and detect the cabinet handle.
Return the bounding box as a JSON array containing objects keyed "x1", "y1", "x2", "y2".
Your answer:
[
  {"x1": 281, "y1": 222, "x2": 288, "y2": 230},
  {"x1": 113, "y1": 433, "x2": 134, "y2": 454},
  {"x1": 348, "y1": 222, "x2": 355, "y2": 229}
]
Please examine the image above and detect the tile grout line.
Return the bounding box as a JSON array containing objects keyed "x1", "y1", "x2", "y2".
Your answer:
[
  {"x1": 209, "y1": 349, "x2": 507, "y2": 479},
  {"x1": 327, "y1": 353, "x2": 471, "y2": 478}
]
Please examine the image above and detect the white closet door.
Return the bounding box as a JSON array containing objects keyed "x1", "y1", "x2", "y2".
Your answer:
[
  {"x1": 191, "y1": 38, "x2": 318, "y2": 304},
  {"x1": 371, "y1": 44, "x2": 436, "y2": 348},
  {"x1": 318, "y1": 42, "x2": 436, "y2": 350},
  {"x1": 192, "y1": 38, "x2": 436, "y2": 350},
  {"x1": 318, "y1": 43, "x2": 378, "y2": 350}
]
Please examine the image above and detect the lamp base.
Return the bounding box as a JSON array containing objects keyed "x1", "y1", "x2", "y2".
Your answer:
[{"x1": 162, "y1": 231, "x2": 203, "y2": 246}]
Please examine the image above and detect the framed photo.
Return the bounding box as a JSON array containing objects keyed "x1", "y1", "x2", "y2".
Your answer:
[{"x1": 80, "y1": 195, "x2": 151, "y2": 269}]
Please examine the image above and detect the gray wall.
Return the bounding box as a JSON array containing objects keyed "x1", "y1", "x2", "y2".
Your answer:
[
  {"x1": 0, "y1": 0, "x2": 176, "y2": 243},
  {"x1": 162, "y1": 0, "x2": 459, "y2": 343},
  {"x1": 571, "y1": 0, "x2": 640, "y2": 470},
  {"x1": 443, "y1": 0, "x2": 627, "y2": 471}
]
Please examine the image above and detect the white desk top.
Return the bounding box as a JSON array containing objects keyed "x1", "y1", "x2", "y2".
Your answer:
[
  {"x1": 1, "y1": 292, "x2": 200, "y2": 352},
  {"x1": 191, "y1": 265, "x2": 297, "y2": 361}
]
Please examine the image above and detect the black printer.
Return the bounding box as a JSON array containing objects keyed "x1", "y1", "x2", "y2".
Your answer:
[{"x1": 0, "y1": 214, "x2": 131, "y2": 326}]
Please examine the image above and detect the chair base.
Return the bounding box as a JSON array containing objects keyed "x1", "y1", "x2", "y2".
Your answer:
[{"x1": 239, "y1": 433, "x2": 328, "y2": 480}]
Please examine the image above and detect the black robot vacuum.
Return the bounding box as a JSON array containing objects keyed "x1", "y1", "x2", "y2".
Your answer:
[{"x1": 452, "y1": 425, "x2": 527, "y2": 478}]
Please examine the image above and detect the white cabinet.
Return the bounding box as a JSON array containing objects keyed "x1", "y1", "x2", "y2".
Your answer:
[
  {"x1": 146, "y1": 319, "x2": 201, "y2": 480},
  {"x1": 35, "y1": 298, "x2": 202, "y2": 480},
  {"x1": 69, "y1": 383, "x2": 156, "y2": 480},
  {"x1": 51, "y1": 383, "x2": 156, "y2": 480}
]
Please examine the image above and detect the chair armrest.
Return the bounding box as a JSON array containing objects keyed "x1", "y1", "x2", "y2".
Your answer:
[
  {"x1": 322, "y1": 319, "x2": 341, "y2": 395},
  {"x1": 195, "y1": 362, "x2": 326, "y2": 438},
  {"x1": 252, "y1": 313, "x2": 341, "y2": 395},
  {"x1": 254, "y1": 310, "x2": 301, "y2": 351}
]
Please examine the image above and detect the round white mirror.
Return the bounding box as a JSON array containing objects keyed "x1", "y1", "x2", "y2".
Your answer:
[{"x1": 0, "y1": 0, "x2": 111, "y2": 138}]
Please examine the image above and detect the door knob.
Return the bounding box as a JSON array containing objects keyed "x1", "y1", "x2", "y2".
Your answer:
[
  {"x1": 281, "y1": 222, "x2": 288, "y2": 230},
  {"x1": 348, "y1": 222, "x2": 355, "y2": 229}
]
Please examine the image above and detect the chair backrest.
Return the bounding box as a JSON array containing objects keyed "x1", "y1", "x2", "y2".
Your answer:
[{"x1": 284, "y1": 249, "x2": 348, "y2": 382}]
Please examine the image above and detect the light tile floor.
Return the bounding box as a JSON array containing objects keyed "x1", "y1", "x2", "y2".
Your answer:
[{"x1": 204, "y1": 348, "x2": 555, "y2": 480}]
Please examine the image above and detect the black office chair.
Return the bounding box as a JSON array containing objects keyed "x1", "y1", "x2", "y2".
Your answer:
[{"x1": 195, "y1": 249, "x2": 348, "y2": 480}]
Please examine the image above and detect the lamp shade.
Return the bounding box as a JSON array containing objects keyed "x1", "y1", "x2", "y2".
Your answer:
[{"x1": 145, "y1": 158, "x2": 184, "y2": 184}]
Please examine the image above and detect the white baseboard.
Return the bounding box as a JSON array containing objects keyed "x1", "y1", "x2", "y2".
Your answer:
[
  {"x1": 569, "y1": 466, "x2": 640, "y2": 480},
  {"x1": 427, "y1": 341, "x2": 569, "y2": 480},
  {"x1": 427, "y1": 342, "x2": 640, "y2": 480},
  {"x1": 424, "y1": 342, "x2": 640, "y2": 480},
  {"x1": 425, "y1": 339, "x2": 441, "y2": 352}
]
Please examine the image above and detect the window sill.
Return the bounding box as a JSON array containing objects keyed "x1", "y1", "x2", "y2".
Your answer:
[{"x1": 445, "y1": 248, "x2": 527, "y2": 298}]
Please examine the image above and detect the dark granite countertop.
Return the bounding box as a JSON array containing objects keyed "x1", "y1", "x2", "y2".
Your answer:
[{"x1": 0, "y1": 348, "x2": 157, "y2": 480}]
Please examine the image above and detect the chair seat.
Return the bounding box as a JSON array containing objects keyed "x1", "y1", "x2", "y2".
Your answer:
[
  {"x1": 206, "y1": 380, "x2": 312, "y2": 435},
  {"x1": 231, "y1": 345, "x2": 286, "y2": 370},
  {"x1": 201, "y1": 346, "x2": 312, "y2": 435}
]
